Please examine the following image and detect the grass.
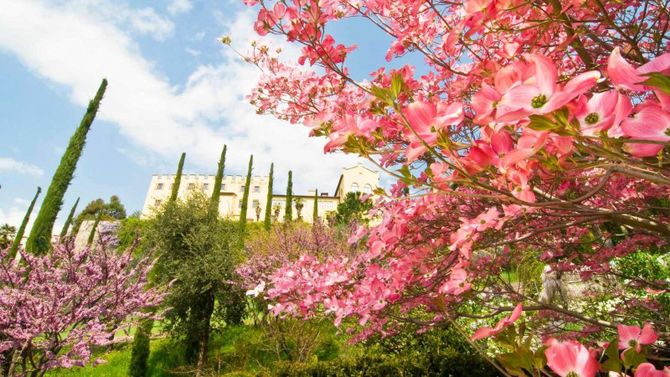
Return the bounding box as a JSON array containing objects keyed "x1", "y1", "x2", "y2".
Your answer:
[{"x1": 45, "y1": 321, "x2": 346, "y2": 377}]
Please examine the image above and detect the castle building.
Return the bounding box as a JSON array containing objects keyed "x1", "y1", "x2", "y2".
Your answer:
[{"x1": 141, "y1": 164, "x2": 380, "y2": 223}]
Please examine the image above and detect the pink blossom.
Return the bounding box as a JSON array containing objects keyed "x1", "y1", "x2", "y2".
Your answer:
[
  {"x1": 635, "y1": 363, "x2": 670, "y2": 377},
  {"x1": 471, "y1": 303, "x2": 523, "y2": 340},
  {"x1": 544, "y1": 339, "x2": 599, "y2": 377},
  {"x1": 618, "y1": 323, "x2": 658, "y2": 352}
]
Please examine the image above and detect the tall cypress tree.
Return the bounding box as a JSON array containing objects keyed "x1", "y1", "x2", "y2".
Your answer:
[
  {"x1": 209, "y1": 145, "x2": 227, "y2": 217},
  {"x1": 9, "y1": 187, "x2": 41, "y2": 259},
  {"x1": 26, "y1": 79, "x2": 107, "y2": 254},
  {"x1": 59, "y1": 197, "x2": 80, "y2": 239},
  {"x1": 86, "y1": 211, "x2": 102, "y2": 246},
  {"x1": 170, "y1": 153, "x2": 186, "y2": 204},
  {"x1": 313, "y1": 189, "x2": 319, "y2": 223},
  {"x1": 239, "y1": 155, "x2": 253, "y2": 229},
  {"x1": 284, "y1": 170, "x2": 293, "y2": 222},
  {"x1": 263, "y1": 163, "x2": 274, "y2": 230},
  {"x1": 129, "y1": 152, "x2": 185, "y2": 377}
]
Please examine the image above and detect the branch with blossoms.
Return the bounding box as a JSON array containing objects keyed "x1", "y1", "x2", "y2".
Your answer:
[
  {"x1": 232, "y1": 0, "x2": 670, "y2": 374},
  {"x1": 0, "y1": 234, "x2": 162, "y2": 377}
]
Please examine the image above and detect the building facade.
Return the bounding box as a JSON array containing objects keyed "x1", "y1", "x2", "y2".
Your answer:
[{"x1": 141, "y1": 164, "x2": 380, "y2": 223}]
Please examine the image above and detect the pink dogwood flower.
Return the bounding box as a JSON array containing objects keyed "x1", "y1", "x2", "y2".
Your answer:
[
  {"x1": 471, "y1": 303, "x2": 523, "y2": 340},
  {"x1": 544, "y1": 339, "x2": 599, "y2": 377},
  {"x1": 620, "y1": 105, "x2": 670, "y2": 157},
  {"x1": 618, "y1": 323, "x2": 658, "y2": 352},
  {"x1": 635, "y1": 363, "x2": 670, "y2": 377}
]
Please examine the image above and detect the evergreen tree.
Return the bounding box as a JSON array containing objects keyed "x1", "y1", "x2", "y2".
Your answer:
[
  {"x1": 9, "y1": 187, "x2": 41, "y2": 259},
  {"x1": 26, "y1": 79, "x2": 107, "y2": 254},
  {"x1": 59, "y1": 197, "x2": 80, "y2": 239},
  {"x1": 129, "y1": 151, "x2": 185, "y2": 376},
  {"x1": 264, "y1": 163, "x2": 274, "y2": 230},
  {"x1": 209, "y1": 145, "x2": 227, "y2": 217},
  {"x1": 0, "y1": 224, "x2": 16, "y2": 250},
  {"x1": 285, "y1": 170, "x2": 293, "y2": 222},
  {"x1": 71, "y1": 196, "x2": 126, "y2": 238},
  {"x1": 170, "y1": 153, "x2": 186, "y2": 204},
  {"x1": 128, "y1": 319, "x2": 152, "y2": 377},
  {"x1": 239, "y1": 155, "x2": 253, "y2": 230},
  {"x1": 313, "y1": 189, "x2": 319, "y2": 223},
  {"x1": 86, "y1": 211, "x2": 102, "y2": 246}
]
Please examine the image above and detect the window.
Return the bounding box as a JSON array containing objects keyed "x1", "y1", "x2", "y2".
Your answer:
[
  {"x1": 154, "y1": 199, "x2": 162, "y2": 206},
  {"x1": 221, "y1": 184, "x2": 226, "y2": 191},
  {"x1": 253, "y1": 185, "x2": 260, "y2": 193},
  {"x1": 238, "y1": 201, "x2": 242, "y2": 209},
  {"x1": 155, "y1": 183, "x2": 164, "y2": 190},
  {"x1": 350, "y1": 182, "x2": 359, "y2": 192},
  {"x1": 364, "y1": 184, "x2": 372, "y2": 194},
  {"x1": 203, "y1": 183, "x2": 209, "y2": 191},
  {"x1": 188, "y1": 183, "x2": 195, "y2": 190},
  {"x1": 253, "y1": 200, "x2": 260, "y2": 208},
  {"x1": 239, "y1": 185, "x2": 245, "y2": 192}
]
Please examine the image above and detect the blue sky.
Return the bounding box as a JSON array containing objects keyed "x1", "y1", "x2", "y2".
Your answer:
[{"x1": 0, "y1": 0, "x2": 424, "y2": 229}]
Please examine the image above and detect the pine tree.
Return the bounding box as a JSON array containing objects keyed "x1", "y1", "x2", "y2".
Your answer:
[
  {"x1": 170, "y1": 153, "x2": 186, "y2": 204},
  {"x1": 285, "y1": 170, "x2": 293, "y2": 222},
  {"x1": 59, "y1": 197, "x2": 80, "y2": 239},
  {"x1": 26, "y1": 79, "x2": 107, "y2": 254},
  {"x1": 86, "y1": 211, "x2": 102, "y2": 246},
  {"x1": 263, "y1": 163, "x2": 274, "y2": 230},
  {"x1": 9, "y1": 187, "x2": 41, "y2": 259},
  {"x1": 313, "y1": 189, "x2": 319, "y2": 223},
  {"x1": 209, "y1": 145, "x2": 227, "y2": 217},
  {"x1": 239, "y1": 155, "x2": 253, "y2": 229}
]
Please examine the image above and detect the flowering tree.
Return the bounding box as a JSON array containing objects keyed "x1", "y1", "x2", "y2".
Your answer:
[
  {"x1": 234, "y1": 0, "x2": 670, "y2": 374},
  {"x1": 0, "y1": 229, "x2": 161, "y2": 376}
]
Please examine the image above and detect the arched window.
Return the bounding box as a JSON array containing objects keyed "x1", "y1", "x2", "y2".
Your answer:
[
  {"x1": 350, "y1": 182, "x2": 359, "y2": 192},
  {"x1": 363, "y1": 184, "x2": 372, "y2": 194}
]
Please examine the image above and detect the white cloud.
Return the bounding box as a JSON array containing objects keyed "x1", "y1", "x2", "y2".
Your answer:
[
  {"x1": 185, "y1": 47, "x2": 201, "y2": 57},
  {"x1": 0, "y1": 158, "x2": 44, "y2": 177},
  {"x1": 0, "y1": 0, "x2": 368, "y2": 195},
  {"x1": 167, "y1": 0, "x2": 193, "y2": 16}
]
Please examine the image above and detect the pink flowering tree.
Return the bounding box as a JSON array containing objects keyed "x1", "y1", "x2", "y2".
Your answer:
[
  {"x1": 0, "y1": 231, "x2": 161, "y2": 376},
  {"x1": 233, "y1": 0, "x2": 670, "y2": 374}
]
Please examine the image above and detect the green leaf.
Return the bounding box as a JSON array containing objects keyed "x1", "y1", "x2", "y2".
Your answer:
[
  {"x1": 601, "y1": 340, "x2": 622, "y2": 372},
  {"x1": 369, "y1": 85, "x2": 394, "y2": 106},
  {"x1": 642, "y1": 72, "x2": 670, "y2": 95},
  {"x1": 528, "y1": 114, "x2": 559, "y2": 131},
  {"x1": 622, "y1": 348, "x2": 646, "y2": 370},
  {"x1": 391, "y1": 73, "x2": 404, "y2": 98}
]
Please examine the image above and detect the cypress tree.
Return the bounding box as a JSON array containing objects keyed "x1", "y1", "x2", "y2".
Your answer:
[
  {"x1": 170, "y1": 153, "x2": 186, "y2": 204},
  {"x1": 263, "y1": 163, "x2": 274, "y2": 230},
  {"x1": 239, "y1": 155, "x2": 253, "y2": 229},
  {"x1": 284, "y1": 170, "x2": 293, "y2": 222},
  {"x1": 26, "y1": 79, "x2": 107, "y2": 254},
  {"x1": 9, "y1": 187, "x2": 41, "y2": 259},
  {"x1": 129, "y1": 151, "x2": 185, "y2": 376},
  {"x1": 313, "y1": 189, "x2": 319, "y2": 223},
  {"x1": 59, "y1": 197, "x2": 80, "y2": 239},
  {"x1": 209, "y1": 145, "x2": 227, "y2": 217},
  {"x1": 86, "y1": 211, "x2": 102, "y2": 246}
]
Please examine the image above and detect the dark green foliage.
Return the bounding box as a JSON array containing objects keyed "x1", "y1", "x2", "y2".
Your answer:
[
  {"x1": 72, "y1": 196, "x2": 127, "y2": 237},
  {"x1": 334, "y1": 192, "x2": 373, "y2": 226},
  {"x1": 240, "y1": 155, "x2": 253, "y2": 229},
  {"x1": 128, "y1": 318, "x2": 153, "y2": 377},
  {"x1": 209, "y1": 145, "x2": 227, "y2": 217},
  {"x1": 86, "y1": 211, "x2": 103, "y2": 246},
  {"x1": 285, "y1": 171, "x2": 293, "y2": 222},
  {"x1": 274, "y1": 326, "x2": 496, "y2": 377},
  {"x1": 0, "y1": 224, "x2": 16, "y2": 250},
  {"x1": 264, "y1": 163, "x2": 274, "y2": 230},
  {"x1": 10, "y1": 186, "x2": 41, "y2": 258},
  {"x1": 59, "y1": 197, "x2": 80, "y2": 239},
  {"x1": 170, "y1": 153, "x2": 186, "y2": 204},
  {"x1": 312, "y1": 190, "x2": 318, "y2": 223},
  {"x1": 149, "y1": 193, "x2": 245, "y2": 367},
  {"x1": 26, "y1": 79, "x2": 107, "y2": 254}
]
